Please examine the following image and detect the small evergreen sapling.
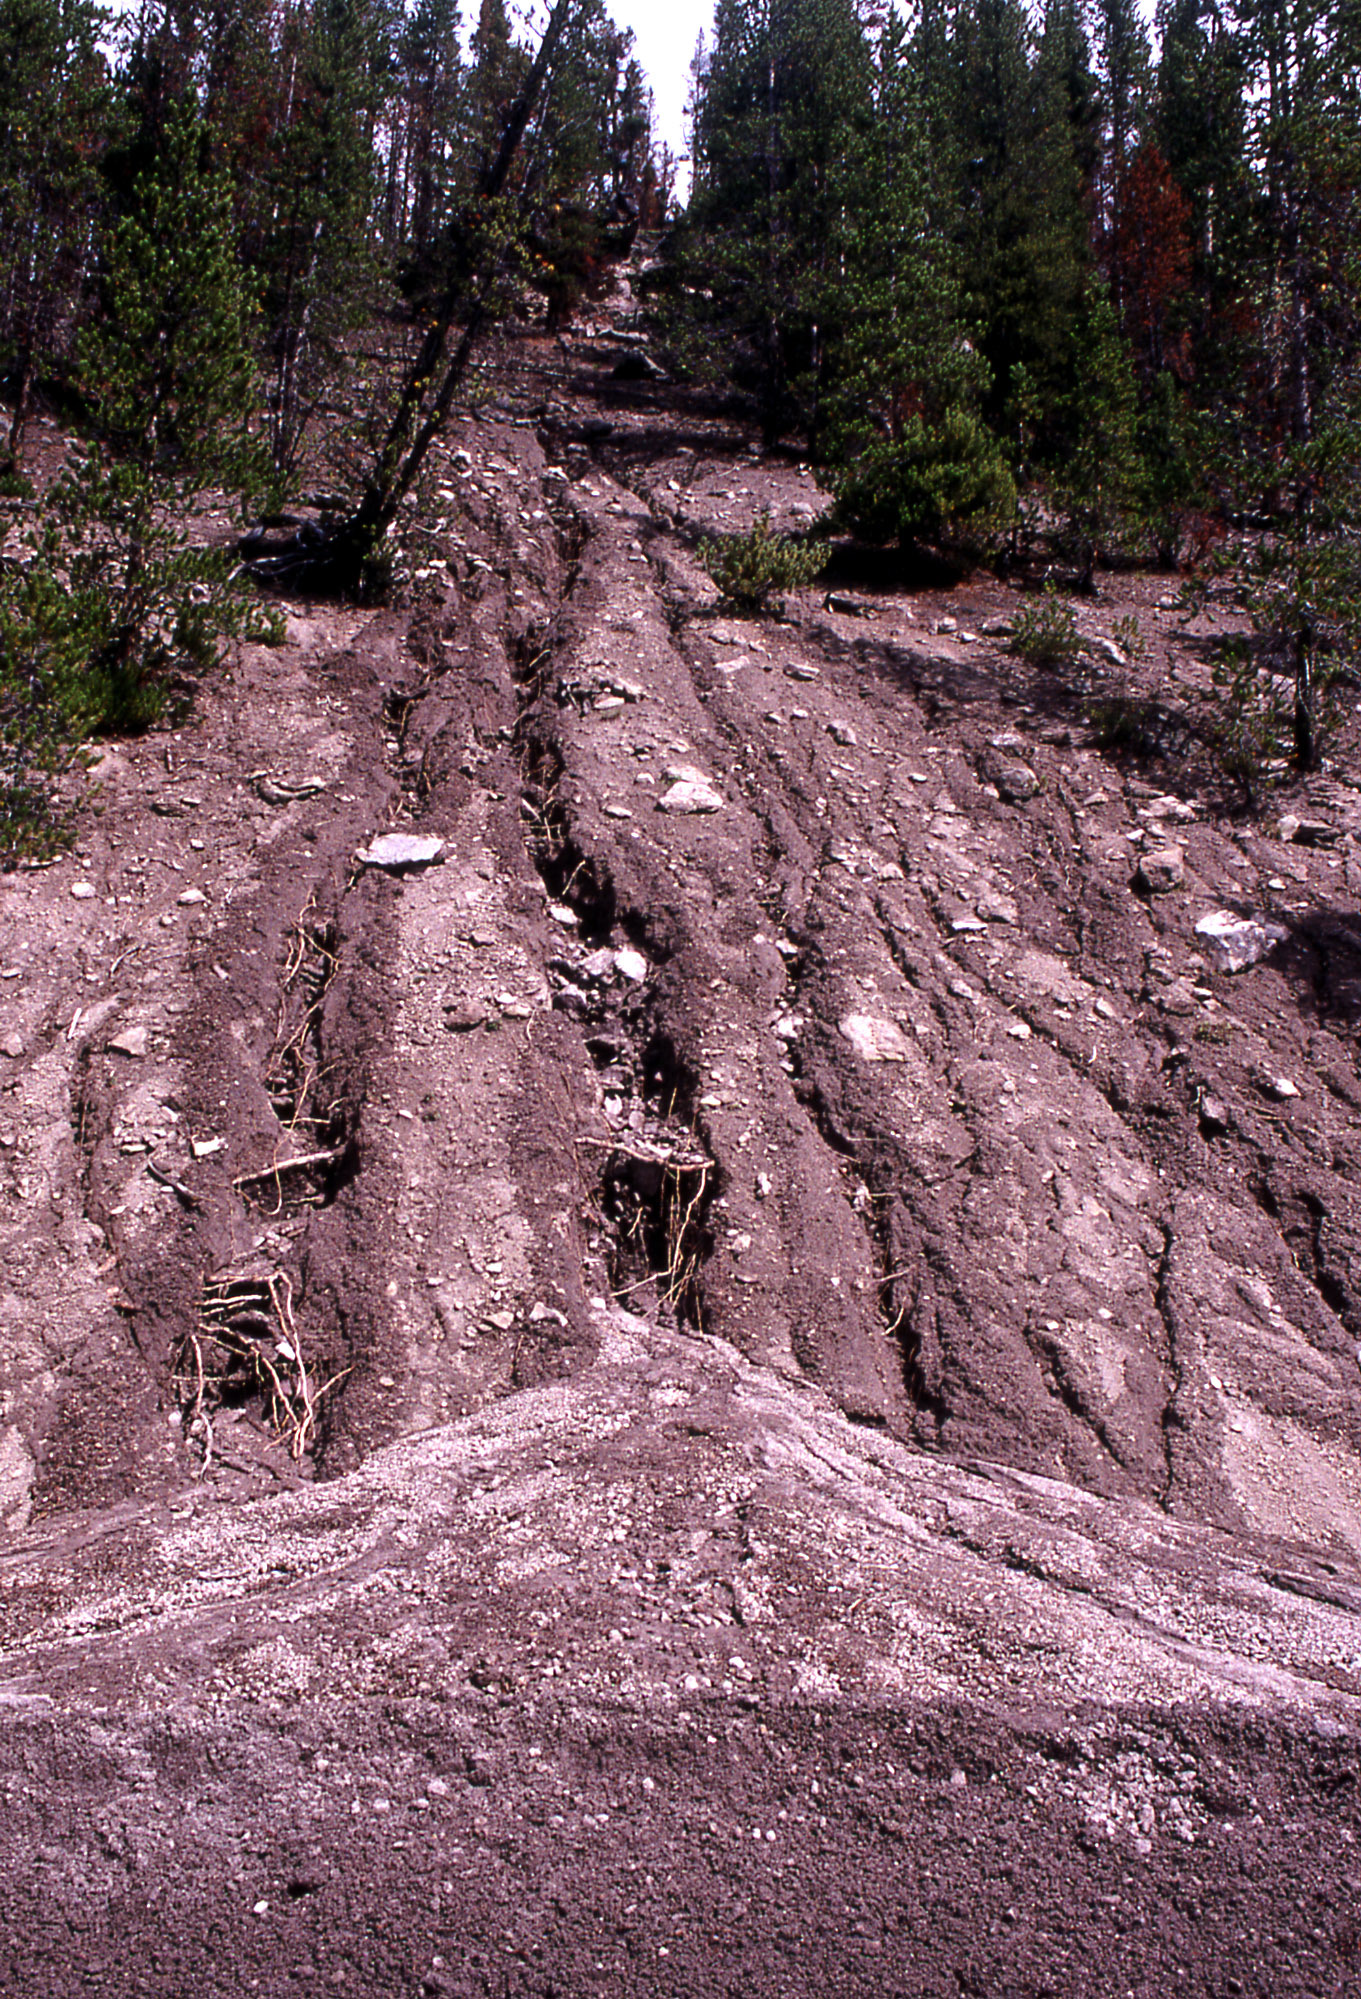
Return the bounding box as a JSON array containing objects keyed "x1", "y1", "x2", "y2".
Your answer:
[
  {"x1": 698, "y1": 510, "x2": 825, "y2": 613},
  {"x1": 0, "y1": 100, "x2": 280, "y2": 863}
]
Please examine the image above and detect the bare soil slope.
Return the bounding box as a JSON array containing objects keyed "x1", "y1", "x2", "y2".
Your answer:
[{"x1": 2, "y1": 266, "x2": 1361, "y2": 1994}]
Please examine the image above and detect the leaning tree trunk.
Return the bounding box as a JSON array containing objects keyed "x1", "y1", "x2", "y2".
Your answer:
[{"x1": 260, "y1": 0, "x2": 582, "y2": 594}]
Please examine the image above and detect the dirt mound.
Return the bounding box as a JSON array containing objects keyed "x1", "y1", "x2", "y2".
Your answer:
[{"x1": 2, "y1": 274, "x2": 1361, "y2": 1989}]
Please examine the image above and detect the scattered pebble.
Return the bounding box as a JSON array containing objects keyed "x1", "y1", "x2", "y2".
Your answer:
[
  {"x1": 1262, "y1": 1075, "x2": 1300, "y2": 1101},
  {"x1": 107, "y1": 1026, "x2": 148, "y2": 1059},
  {"x1": 71, "y1": 882, "x2": 96, "y2": 900}
]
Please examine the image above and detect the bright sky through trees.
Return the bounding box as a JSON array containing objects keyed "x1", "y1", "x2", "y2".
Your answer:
[{"x1": 604, "y1": 0, "x2": 709, "y2": 160}]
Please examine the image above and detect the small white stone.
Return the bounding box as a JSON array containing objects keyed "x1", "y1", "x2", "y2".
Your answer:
[
  {"x1": 1195, "y1": 910, "x2": 1286, "y2": 974},
  {"x1": 356, "y1": 833, "x2": 445, "y2": 871},
  {"x1": 71, "y1": 882, "x2": 96, "y2": 899},
  {"x1": 657, "y1": 765, "x2": 722, "y2": 814},
  {"x1": 177, "y1": 887, "x2": 207, "y2": 906},
  {"x1": 839, "y1": 1014, "x2": 911, "y2": 1063}
]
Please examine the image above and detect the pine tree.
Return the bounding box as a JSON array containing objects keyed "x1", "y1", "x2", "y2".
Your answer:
[
  {"x1": 946, "y1": 0, "x2": 1091, "y2": 438},
  {"x1": 0, "y1": 0, "x2": 106, "y2": 478},
  {"x1": 11, "y1": 97, "x2": 275, "y2": 731},
  {"x1": 1153, "y1": 0, "x2": 1253, "y2": 386},
  {"x1": 817, "y1": 11, "x2": 1014, "y2": 550},
  {"x1": 1048, "y1": 279, "x2": 1141, "y2": 589},
  {"x1": 683, "y1": 0, "x2": 875, "y2": 444},
  {"x1": 250, "y1": 0, "x2": 388, "y2": 478},
  {"x1": 468, "y1": 0, "x2": 526, "y2": 183},
  {"x1": 395, "y1": 0, "x2": 463, "y2": 256},
  {"x1": 1, "y1": 93, "x2": 280, "y2": 857},
  {"x1": 1093, "y1": 0, "x2": 1152, "y2": 278}
]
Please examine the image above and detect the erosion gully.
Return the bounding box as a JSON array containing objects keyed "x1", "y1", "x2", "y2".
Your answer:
[{"x1": 2, "y1": 278, "x2": 1361, "y2": 1994}]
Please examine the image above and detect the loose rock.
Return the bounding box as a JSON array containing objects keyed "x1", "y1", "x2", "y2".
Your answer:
[
  {"x1": 1135, "y1": 846, "x2": 1185, "y2": 895},
  {"x1": 657, "y1": 765, "x2": 723, "y2": 814},
  {"x1": 838, "y1": 1014, "x2": 911, "y2": 1063},
  {"x1": 1194, "y1": 910, "x2": 1286, "y2": 973},
  {"x1": 357, "y1": 834, "x2": 446, "y2": 872},
  {"x1": 983, "y1": 749, "x2": 1040, "y2": 804}
]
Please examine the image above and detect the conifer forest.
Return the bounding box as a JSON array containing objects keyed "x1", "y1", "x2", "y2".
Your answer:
[
  {"x1": 2, "y1": 0, "x2": 1360, "y2": 849},
  {"x1": 5, "y1": 4, "x2": 1361, "y2": 1993}
]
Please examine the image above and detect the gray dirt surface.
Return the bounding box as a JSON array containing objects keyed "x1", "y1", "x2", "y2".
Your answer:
[{"x1": 2, "y1": 260, "x2": 1361, "y2": 1994}]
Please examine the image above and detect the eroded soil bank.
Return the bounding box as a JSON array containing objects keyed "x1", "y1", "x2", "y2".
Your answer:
[{"x1": 2, "y1": 269, "x2": 1361, "y2": 1993}]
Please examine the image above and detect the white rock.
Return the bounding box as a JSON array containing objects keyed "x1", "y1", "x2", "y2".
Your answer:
[
  {"x1": 838, "y1": 1014, "x2": 911, "y2": 1063},
  {"x1": 549, "y1": 904, "x2": 578, "y2": 926},
  {"x1": 177, "y1": 887, "x2": 207, "y2": 906},
  {"x1": 1194, "y1": 910, "x2": 1287, "y2": 974},
  {"x1": 1, "y1": 1033, "x2": 22, "y2": 1059},
  {"x1": 108, "y1": 1025, "x2": 148, "y2": 1059},
  {"x1": 657, "y1": 764, "x2": 722, "y2": 814},
  {"x1": 614, "y1": 949, "x2": 648, "y2": 982},
  {"x1": 70, "y1": 882, "x2": 96, "y2": 900},
  {"x1": 828, "y1": 720, "x2": 857, "y2": 747},
  {"x1": 356, "y1": 833, "x2": 446, "y2": 871}
]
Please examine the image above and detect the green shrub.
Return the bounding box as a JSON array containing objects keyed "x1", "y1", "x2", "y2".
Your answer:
[
  {"x1": 698, "y1": 509, "x2": 825, "y2": 612},
  {"x1": 1010, "y1": 586, "x2": 1082, "y2": 668},
  {"x1": 0, "y1": 101, "x2": 283, "y2": 865},
  {"x1": 829, "y1": 409, "x2": 1016, "y2": 551}
]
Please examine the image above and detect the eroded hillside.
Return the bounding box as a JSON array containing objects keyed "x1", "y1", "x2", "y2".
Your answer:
[{"x1": 2, "y1": 265, "x2": 1361, "y2": 1994}]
